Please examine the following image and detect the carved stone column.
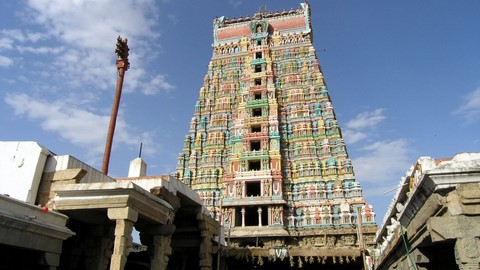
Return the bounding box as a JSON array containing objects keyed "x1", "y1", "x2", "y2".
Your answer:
[
  {"x1": 455, "y1": 237, "x2": 480, "y2": 270},
  {"x1": 107, "y1": 207, "x2": 138, "y2": 270},
  {"x1": 199, "y1": 230, "x2": 214, "y2": 270},
  {"x1": 146, "y1": 224, "x2": 176, "y2": 270},
  {"x1": 258, "y1": 207, "x2": 262, "y2": 227},
  {"x1": 197, "y1": 211, "x2": 218, "y2": 270},
  {"x1": 84, "y1": 224, "x2": 114, "y2": 270}
]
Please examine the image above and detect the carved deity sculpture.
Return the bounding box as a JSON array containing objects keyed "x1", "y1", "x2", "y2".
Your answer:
[
  {"x1": 236, "y1": 181, "x2": 243, "y2": 197},
  {"x1": 263, "y1": 180, "x2": 271, "y2": 196},
  {"x1": 273, "y1": 206, "x2": 283, "y2": 224},
  {"x1": 340, "y1": 201, "x2": 351, "y2": 223},
  {"x1": 223, "y1": 208, "x2": 233, "y2": 224}
]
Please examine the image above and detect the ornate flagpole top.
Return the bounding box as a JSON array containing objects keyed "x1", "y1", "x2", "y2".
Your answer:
[{"x1": 115, "y1": 36, "x2": 130, "y2": 70}]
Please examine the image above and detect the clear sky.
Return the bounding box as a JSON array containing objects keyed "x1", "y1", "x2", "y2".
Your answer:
[{"x1": 1, "y1": 0, "x2": 479, "y2": 222}]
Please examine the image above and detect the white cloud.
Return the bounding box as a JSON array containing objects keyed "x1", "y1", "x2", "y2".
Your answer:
[
  {"x1": 14, "y1": 0, "x2": 173, "y2": 94},
  {"x1": 0, "y1": 29, "x2": 45, "y2": 50},
  {"x1": 342, "y1": 130, "x2": 367, "y2": 144},
  {"x1": 167, "y1": 14, "x2": 179, "y2": 25},
  {"x1": 454, "y1": 87, "x2": 480, "y2": 124},
  {"x1": 346, "y1": 108, "x2": 386, "y2": 130},
  {"x1": 1, "y1": 1, "x2": 174, "y2": 167},
  {"x1": 142, "y1": 74, "x2": 176, "y2": 95},
  {"x1": 1, "y1": 29, "x2": 27, "y2": 42},
  {"x1": 26, "y1": 0, "x2": 159, "y2": 50},
  {"x1": 5, "y1": 93, "x2": 157, "y2": 158},
  {"x1": 0, "y1": 38, "x2": 14, "y2": 50},
  {"x1": 352, "y1": 139, "x2": 411, "y2": 185},
  {"x1": 0, "y1": 55, "x2": 14, "y2": 67},
  {"x1": 228, "y1": 0, "x2": 242, "y2": 9},
  {"x1": 343, "y1": 108, "x2": 385, "y2": 144},
  {"x1": 25, "y1": 32, "x2": 44, "y2": 43},
  {"x1": 17, "y1": 45, "x2": 64, "y2": 54},
  {"x1": 342, "y1": 109, "x2": 412, "y2": 198}
]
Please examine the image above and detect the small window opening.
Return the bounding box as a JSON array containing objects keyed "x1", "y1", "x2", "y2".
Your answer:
[
  {"x1": 261, "y1": 206, "x2": 268, "y2": 226},
  {"x1": 251, "y1": 125, "x2": 261, "y2": 133},
  {"x1": 256, "y1": 52, "x2": 262, "y2": 59},
  {"x1": 254, "y1": 78, "x2": 262, "y2": 85},
  {"x1": 248, "y1": 160, "x2": 261, "y2": 171},
  {"x1": 256, "y1": 40, "x2": 262, "y2": 46},
  {"x1": 245, "y1": 206, "x2": 258, "y2": 226},
  {"x1": 250, "y1": 141, "x2": 261, "y2": 151},
  {"x1": 246, "y1": 182, "x2": 261, "y2": 197},
  {"x1": 254, "y1": 65, "x2": 262, "y2": 73},
  {"x1": 235, "y1": 207, "x2": 242, "y2": 227},
  {"x1": 252, "y1": 108, "x2": 262, "y2": 117},
  {"x1": 254, "y1": 93, "x2": 262, "y2": 100}
]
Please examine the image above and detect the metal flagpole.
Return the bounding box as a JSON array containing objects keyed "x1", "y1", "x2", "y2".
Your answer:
[{"x1": 102, "y1": 36, "x2": 130, "y2": 175}]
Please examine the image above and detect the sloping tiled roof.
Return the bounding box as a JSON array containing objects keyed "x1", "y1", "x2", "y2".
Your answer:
[
  {"x1": 270, "y1": 17, "x2": 305, "y2": 31},
  {"x1": 217, "y1": 17, "x2": 306, "y2": 41},
  {"x1": 218, "y1": 25, "x2": 250, "y2": 40}
]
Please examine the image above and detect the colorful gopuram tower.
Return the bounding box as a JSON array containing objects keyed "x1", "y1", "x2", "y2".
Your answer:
[{"x1": 176, "y1": 2, "x2": 377, "y2": 265}]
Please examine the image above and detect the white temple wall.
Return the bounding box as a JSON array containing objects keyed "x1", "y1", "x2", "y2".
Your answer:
[{"x1": 0, "y1": 141, "x2": 50, "y2": 203}]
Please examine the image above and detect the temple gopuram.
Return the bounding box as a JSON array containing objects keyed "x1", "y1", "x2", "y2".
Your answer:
[{"x1": 176, "y1": 2, "x2": 377, "y2": 268}]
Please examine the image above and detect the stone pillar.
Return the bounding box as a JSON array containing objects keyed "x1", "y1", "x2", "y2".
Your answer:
[
  {"x1": 38, "y1": 252, "x2": 61, "y2": 270},
  {"x1": 107, "y1": 207, "x2": 138, "y2": 270},
  {"x1": 151, "y1": 234, "x2": 172, "y2": 270},
  {"x1": 140, "y1": 224, "x2": 175, "y2": 270},
  {"x1": 197, "y1": 211, "x2": 218, "y2": 270},
  {"x1": 84, "y1": 224, "x2": 114, "y2": 270},
  {"x1": 199, "y1": 230, "x2": 214, "y2": 270},
  {"x1": 455, "y1": 237, "x2": 480, "y2": 270},
  {"x1": 258, "y1": 207, "x2": 262, "y2": 227},
  {"x1": 241, "y1": 207, "x2": 246, "y2": 227},
  {"x1": 268, "y1": 206, "x2": 272, "y2": 225}
]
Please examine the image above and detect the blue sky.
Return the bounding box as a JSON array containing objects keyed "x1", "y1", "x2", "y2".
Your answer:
[{"x1": 1, "y1": 0, "x2": 479, "y2": 221}]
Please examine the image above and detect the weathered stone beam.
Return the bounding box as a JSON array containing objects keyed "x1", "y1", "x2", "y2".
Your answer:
[
  {"x1": 150, "y1": 186, "x2": 181, "y2": 211},
  {"x1": 427, "y1": 216, "x2": 480, "y2": 242},
  {"x1": 52, "y1": 183, "x2": 174, "y2": 224},
  {"x1": 37, "y1": 169, "x2": 87, "y2": 206},
  {"x1": 406, "y1": 193, "x2": 443, "y2": 240},
  {"x1": 458, "y1": 183, "x2": 480, "y2": 215},
  {"x1": 108, "y1": 207, "x2": 138, "y2": 222}
]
